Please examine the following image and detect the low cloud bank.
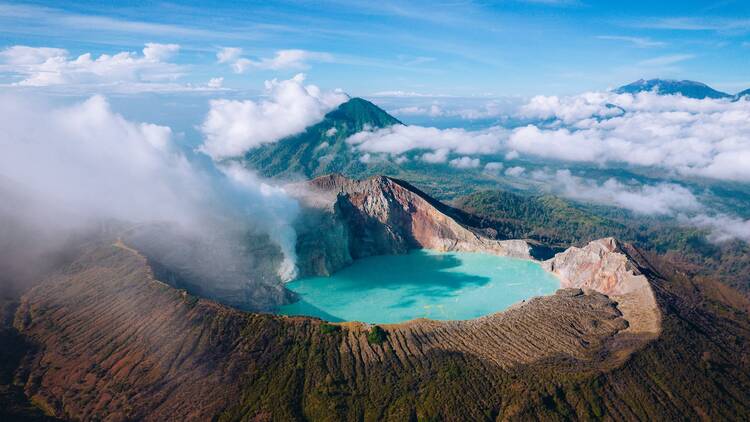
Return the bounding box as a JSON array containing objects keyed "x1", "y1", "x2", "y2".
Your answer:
[
  {"x1": 531, "y1": 170, "x2": 701, "y2": 216},
  {"x1": 510, "y1": 92, "x2": 750, "y2": 182},
  {"x1": 347, "y1": 91, "x2": 750, "y2": 184},
  {"x1": 347, "y1": 125, "x2": 507, "y2": 163},
  {"x1": 0, "y1": 92, "x2": 301, "y2": 292},
  {"x1": 686, "y1": 214, "x2": 750, "y2": 243},
  {"x1": 529, "y1": 169, "x2": 750, "y2": 243},
  {"x1": 343, "y1": 91, "x2": 750, "y2": 244}
]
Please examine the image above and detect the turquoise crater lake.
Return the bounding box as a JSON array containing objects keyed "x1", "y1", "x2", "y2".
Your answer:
[{"x1": 277, "y1": 250, "x2": 560, "y2": 324}]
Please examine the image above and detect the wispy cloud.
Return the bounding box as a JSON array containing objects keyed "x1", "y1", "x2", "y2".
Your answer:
[
  {"x1": 396, "y1": 54, "x2": 436, "y2": 66},
  {"x1": 0, "y1": 3, "x2": 233, "y2": 40},
  {"x1": 637, "y1": 54, "x2": 695, "y2": 67},
  {"x1": 217, "y1": 48, "x2": 333, "y2": 73},
  {"x1": 635, "y1": 17, "x2": 750, "y2": 34},
  {"x1": 596, "y1": 35, "x2": 666, "y2": 48},
  {"x1": 369, "y1": 91, "x2": 456, "y2": 98},
  {"x1": 517, "y1": 0, "x2": 581, "y2": 6}
]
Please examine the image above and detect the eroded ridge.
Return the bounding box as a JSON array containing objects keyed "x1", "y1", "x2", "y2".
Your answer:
[{"x1": 347, "y1": 288, "x2": 627, "y2": 368}]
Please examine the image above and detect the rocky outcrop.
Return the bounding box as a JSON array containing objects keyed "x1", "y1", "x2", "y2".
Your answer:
[
  {"x1": 292, "y1": 174, "x2": 536, "y2": 277},
  {"x1": 543, "y1": 237, "x2": 661, "y2": 336}
]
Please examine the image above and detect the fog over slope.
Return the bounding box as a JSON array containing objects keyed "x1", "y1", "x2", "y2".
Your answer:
[{"x1": 0, "y1": 90, "x2": 319, "y2": 295}]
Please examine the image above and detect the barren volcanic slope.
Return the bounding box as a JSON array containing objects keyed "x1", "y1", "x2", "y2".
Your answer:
[{"x1": 3, "y1": 175, "x2": 750, "y2": 421}]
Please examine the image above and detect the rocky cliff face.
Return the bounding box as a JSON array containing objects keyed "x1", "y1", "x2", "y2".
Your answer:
[
  {"x1": 293, "y1": 174, "x2": 537, "y2": 277},
  {"x1": 543, "y1": 237, "x2": 661, "y2": 336}
]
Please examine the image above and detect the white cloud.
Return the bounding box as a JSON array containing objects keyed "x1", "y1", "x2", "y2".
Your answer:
[
  {"x1": 219, "y1": 48, "x2": 333, "y2": 73},
  {"x1": 687, "y1": 214, "x2": 750, "y2": 243},
  {"x1": 421, "y1": 149, "x2": 450, "y2": 163},
  {"x1": 199, "y1": 73, "x2": 348, "y2": 160},
  {"x1": 483, "y1": 161, "x2": 504, "y2": 175},
  {"x1": 387, "y1": 98, "x2": 516, "y2": 120},
  {"x1": 348, "y1": 90, "x2": 750, "y2": 184},
  {"x1": 505, "y1": 166, "x2": 525, "y2": 177},
  {"x1": 0, "y1": 45, "x2": 66, "y2": 64},
  {"x1": 449, "y1": 156, "x2": 480, "y2": 169},
  {"x1": 531, "y1": 170, "x2": 701, "y2": 215},
  {"x1": 511, "y1": 91, "x2": 750, "y2": 182},
  {"x1": 347, "y1": 124, "x2": 507, "y2": 157},
  {"x1": 217, "y1": 47, "x2": 242, "y2": 64},
  {"x1": 325, "y1": 127, "x2": 338, "y2": 137},
  {"x1": 207, "y1": 77, "x2": 224, "y2": 88},
  {"x1": 392, "y1": 104, "x2": 445, "y2": 117},
  {"x1": 0, "y1": 93, "x2": 301, "y2": 281},
  {"x1": 531, "y1": 170, "x2": 750, "y2": 239},
  {"x1": 519, "y1": 91, "x2": 624, "y2": 124},
  {"x1": 0, "y1": 94, "x2": 197, "y2": 223},
  {"x1": 0, "y1": 43, "x2": 216, "y2": 93},
  {"x1": 142, "y1": 42, "x2": 179, "y2": 61}
]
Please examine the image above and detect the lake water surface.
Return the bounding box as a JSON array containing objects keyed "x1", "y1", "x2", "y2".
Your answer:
[{"x1": 277, "y1": 250, "x2": 560, "y2": 324}]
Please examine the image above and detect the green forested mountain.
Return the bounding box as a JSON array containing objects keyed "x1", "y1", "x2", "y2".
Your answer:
[{"x1": 245, "y1": 98, "x2": 401, "y2": 178}]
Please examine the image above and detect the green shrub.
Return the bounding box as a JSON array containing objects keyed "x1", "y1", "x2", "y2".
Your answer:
[
  {"x1": 366, "y1": 325, "x2": 387, "y2": 345},
  {"x1": 320, "y1": 323, "x2": 340, "y2": 334}
]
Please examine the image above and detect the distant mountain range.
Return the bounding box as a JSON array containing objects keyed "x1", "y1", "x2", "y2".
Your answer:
[
  {"x1": 736, "y1": 88, "x2": 750, "y2": 100},
  {"x1": 615, "y1": 78, "x2": 749, "y2": 100},
  {"x1": 245, "y1": 79, "x2": 749, "y2": 182}
]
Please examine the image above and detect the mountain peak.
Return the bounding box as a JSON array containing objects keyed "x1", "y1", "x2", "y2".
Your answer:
[
  {"x1": 244, "y1": 98, "x2": 402, "y2": 178},
  {"x1": 325, "y1": 97, "x2": 402, "y2": 129},
  {"x1": 614, "y1": 78, "x2": 731, "y2": 99}
]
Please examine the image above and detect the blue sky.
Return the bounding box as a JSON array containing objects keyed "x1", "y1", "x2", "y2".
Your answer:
[
  {"x1": 1, "y1": 0, "x2": 749, "y2": 96},
  {"x1": 2, "y1": 1, "x2": 750, "y2": 243}
]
